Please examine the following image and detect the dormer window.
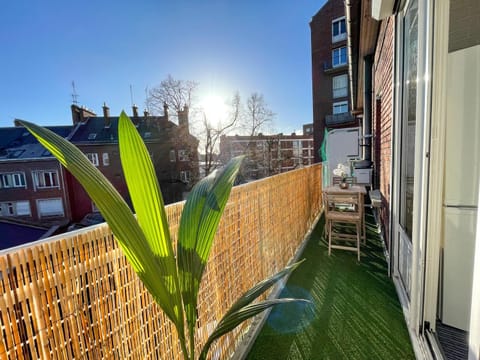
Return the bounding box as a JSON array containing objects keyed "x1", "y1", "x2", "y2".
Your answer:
[{"x1": 88, "y1": 133, "x2": 97, "y2": 140}]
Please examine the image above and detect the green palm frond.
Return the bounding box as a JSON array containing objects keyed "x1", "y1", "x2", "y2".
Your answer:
[
  {"x1": 199, "y1": 260, "x2": 308, "y2": 359},
  {"x1": 177, "y1": 156, "x2": 243, "y2": 349},
  {"x1": 19, "y1": 119, "x2": 185, "y2": 339}
]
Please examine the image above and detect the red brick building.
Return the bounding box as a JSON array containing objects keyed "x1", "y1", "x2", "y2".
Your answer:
[
  {"x1": 68, "y1": 104, "x2": 199, "y2": 219},
  {"x1": 0, "y1": 104, "x2": 199, "y2": 226},
  {"x1": 0, "y1": 125, "x2": 73, "y2": 225},
  {"x1": 310, "y1": 0, "x2": 358, "y2": 163}
]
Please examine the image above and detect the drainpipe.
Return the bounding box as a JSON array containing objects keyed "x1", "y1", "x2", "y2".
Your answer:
[
  {"x1": 345, "y1": 0, "x2": 355, "y2": 110},
  {"x1": 363, "y1": 54, "x2": 373, "y2": 163}
]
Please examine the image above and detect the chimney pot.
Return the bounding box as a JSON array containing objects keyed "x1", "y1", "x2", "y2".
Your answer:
[
  {"x1": 103, "y1": 102, "x2": 111, "y2": 128},
  {"x1": 163, "y1": 102, "x2": 169, "y2": 119},
  {"x1": 132, "y1": 104, "x2": 138, "y2": 118}
]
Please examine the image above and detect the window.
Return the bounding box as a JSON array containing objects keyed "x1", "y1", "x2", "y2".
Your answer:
[
  {"x1": 169, "y1": 150, "x2": 176, "y2": 162},
  {"x1": 332, "y1": 17, "x2": 347, "y2": 42},
  {"x1": 88, "y1": 133, "x2": 97, "y2": 140},
  {"x1": 332, "y1": 47, "x2": 347, "y2": 67},
  {"x1": 37, "y1": 198, "x2": 64, "y2": 217},
  {"x1": 333, "y1": 101, "x2": 349, "y2": 114},
  {"x1": 102, "y1": 153, "x2": 110, "y2": 166},
  {"x1": 16, "y1": 201, "x2": 31, "y2": 216},
  {"x1": 180, "y1": 171, "x2": 191, "y2": 183},
  {"x1": 86, "y1": 153, "x2": 99, "y2": 166},
  {"x1": 33, "y1": 170, "x2": 59, "y2": 189},
  {"x1": 333, "y1": 74, "x2": 348, "y2": 98},
  {"x1": 0, "y1": 201, "x2": 31, "y2": 217},
  {"x1": 178, "y1": 150, "x2": 189, "y2": 162},
  {"x1": 0, "y1": 172, "x2": 26, "y2": 189},
  {"x1": 144, "y1": 132, "x2": 152, "y2": 138}
]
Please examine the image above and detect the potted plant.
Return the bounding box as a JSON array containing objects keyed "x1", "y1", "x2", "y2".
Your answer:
[
  {"x1": 333, "y1": 163, "x2": 350, "y2": 189},
  {"x1": 19, "y1": 112, "x2": 306, "y2": 360}
]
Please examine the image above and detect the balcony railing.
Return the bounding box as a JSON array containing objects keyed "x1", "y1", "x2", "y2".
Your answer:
[
  {"x1": 0, "y1": 164, "x2": 322, "y2": 359},
  {"x1": 325, "y1": 112, "x2": 356, "y2": 127}
]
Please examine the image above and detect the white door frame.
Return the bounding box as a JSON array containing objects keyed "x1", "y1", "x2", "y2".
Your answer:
[{"x1": 391, "y1": 0, "x2": 434, "y2": 349}]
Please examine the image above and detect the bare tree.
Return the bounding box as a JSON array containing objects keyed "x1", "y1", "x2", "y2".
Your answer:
[
  {"x1": 146, "y1": 75, "x2": 198, "y2": 115},
  {"x1": 243, "y1": 92, "x2": 275, "y2": 137},
  {"x1": 202, "y1": 93, "x2": 241, "y2": 176}
]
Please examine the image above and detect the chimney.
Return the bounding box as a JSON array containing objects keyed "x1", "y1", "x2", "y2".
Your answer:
[
  {"x1": 163, "y1": 102, "x2": 169, "y2": 119},
  {"x1": 132, "y1": 104, "x2": 139, "y2": 118},
  {"x1": 144, "y1": 109, "x2": 149, "y2": 118},
  {"x1": 178, "y1": 105, "x2": 189, "y2": 133},
  {"x1": 71, "y1": 104, "x2": 96, "y2": 124},
  {"x1": 102, "y1": 102, "x2": 111, "y2": 127}
]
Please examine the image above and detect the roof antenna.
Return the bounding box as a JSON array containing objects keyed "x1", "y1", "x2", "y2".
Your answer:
[
  {"x1": 129, "y1": 84, "x2": 134, "y2": 106},
  {"x1": 144, "y1": 85, "x2": 150, "y2": 113},
  {"x1": 71, "y1": 81, "x2": 79, "y2": 105}
]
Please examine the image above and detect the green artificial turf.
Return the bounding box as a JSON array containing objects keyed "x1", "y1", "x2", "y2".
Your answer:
[{"x1": 246, "y1": 211, "x2": 415, "y2": 360}]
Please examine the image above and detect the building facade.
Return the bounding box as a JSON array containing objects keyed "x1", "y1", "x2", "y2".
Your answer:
[
  {"x1": 0, "y1": 104, "x2": 199, "y2": 226},
  {"x1": 348, "y1": 0, "x2": 480, "y2": 358},
  {"x1": 219, "y1": 130, "x2": 314, "y2": 181},
  {"x1": 68, "y1": 104, "x2": 199, "y2": 219},
  {"x1": 0, "y1": 125, "x2": 73, "y2": 225},
  {"x1": 310, "y1": 0, "x2": 357, "y2": 163}
]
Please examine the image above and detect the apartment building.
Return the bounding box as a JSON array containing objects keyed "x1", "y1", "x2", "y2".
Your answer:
[
  {"x1": 310, "y1": 0, "x2": 359, "y2": 162},
  {"x1": 0, "y1": 124, "x2": 73, "y2": 224},
  {"x1": 347, "y1": 0, "x2": 480, "y2": 357},
  {"x1": 0, "y1": 104, "x2": 199, "y2": 227},
  {"x1": 219, "y1": 127, "x2": 314, "y2": 181}
]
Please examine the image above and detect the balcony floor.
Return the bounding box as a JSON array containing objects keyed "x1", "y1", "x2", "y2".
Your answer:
[{"x1": 247, "y1": 211, "x2": 415, "y2": 359}]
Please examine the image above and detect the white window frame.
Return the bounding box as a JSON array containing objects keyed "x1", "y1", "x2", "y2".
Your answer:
[
  {"x1": 0, "y1": 201, "x2": 31, "y2": 217},
  {"x1": 86, "y1": 153, "x2": 99, "y2": 166},
  {"x1": 332, "y1": 16, "x2": 347, "y2": 43},
  {"x1": 180, "y1": 170, "x2": 191, "y2": 183},
  {"x1": 333, "y1": 101, "x2": 349, "y2": 114},
  {"x1": 37, "y1": 198, "x2": 64, "y2": 217},
  {"x1": 169, "y1": 149, "x2": 176, "y2": 162},
  {"x1": 332, "y1": 74, "x2": 348, "y2": 98},
  {"x1": 102, "y1": 152, "x2": 110, "y2": 166},
  {"x1": 0, "y1": 172, "x2": 26, "y2": 189},
  {"x1": 33, "y1": 170, "x2": 60, "y2": 189},
  {"x1": 178, "y1": 150, "x2": 189, "y2": 162},
  {"x1": 332, "y1": 46, "x2": 347, "y2": 67}
]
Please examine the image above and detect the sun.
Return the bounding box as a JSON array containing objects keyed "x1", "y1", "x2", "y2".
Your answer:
[{"x1": 200, "y1": 95, "x2": 229, "y2": 126}]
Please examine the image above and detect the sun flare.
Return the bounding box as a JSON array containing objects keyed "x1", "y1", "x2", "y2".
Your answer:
[{"x1": 200, "y1": 95, "x2": 229, "y2": 126}]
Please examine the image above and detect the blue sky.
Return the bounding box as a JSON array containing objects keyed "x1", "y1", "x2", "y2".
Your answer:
[{"x1": 0, "y1": 0, "x2": 325, "y2": 134}]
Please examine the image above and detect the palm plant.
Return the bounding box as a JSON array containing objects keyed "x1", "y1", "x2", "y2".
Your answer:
[{"x1": 20, "y1": 112, "x2": 305, "y2": 360}]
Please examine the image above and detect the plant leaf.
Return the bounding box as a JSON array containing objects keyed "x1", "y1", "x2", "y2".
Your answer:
[
  {"x1": 19, "y1": 120, "x2": 183, "y2": 329},
  {"x1": 224, "y1": 260, "x2": 304, "y2": 318},
  {"x1": 177, "y1": 157, "x2": 243, "y2": 333},
  {"x1": 118, "y1": 112, "x2": 184, "y2": 329},
  {"x1": 199, "y1": 299, "x2": 310, "y2": 360},
  {"x1": 198, "y1": 260, "x2": 306, "y2": 359}
]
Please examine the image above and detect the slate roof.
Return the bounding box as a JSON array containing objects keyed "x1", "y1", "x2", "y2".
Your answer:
[
  {"x1": 0, "y1": 125, "x2": 73, "y2": 160},
  {"x1": 69, "y1": 116, "x2": 178, "y2": 143},
  {"x1": 0, "y1": 221, "x2": 50, "y2": 250}
]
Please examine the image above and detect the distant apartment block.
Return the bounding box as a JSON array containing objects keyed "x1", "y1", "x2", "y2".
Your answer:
[
  {"x1": 219, "y1": 127, "x2": 314, "y2": 181},
  {"x1": 310, "y1": 0, "x2": 360, "y2": 162}
]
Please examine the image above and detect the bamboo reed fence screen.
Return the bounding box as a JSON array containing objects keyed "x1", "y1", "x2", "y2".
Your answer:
[{"x1": 0, "y1": 164, "x2": 322, "y2": 360}]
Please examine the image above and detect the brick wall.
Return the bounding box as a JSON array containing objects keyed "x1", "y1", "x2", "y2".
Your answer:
[{"x1": 372, "y1": 17, "x2": 394, "y2": 248}]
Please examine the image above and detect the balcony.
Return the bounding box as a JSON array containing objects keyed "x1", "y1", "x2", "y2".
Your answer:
[
  {"x1": 325, "y1": 112, "x2": 356, "y2": 127},
  {"x1": 0, "y1": 164, "x2": 413, "y2": 359}
]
